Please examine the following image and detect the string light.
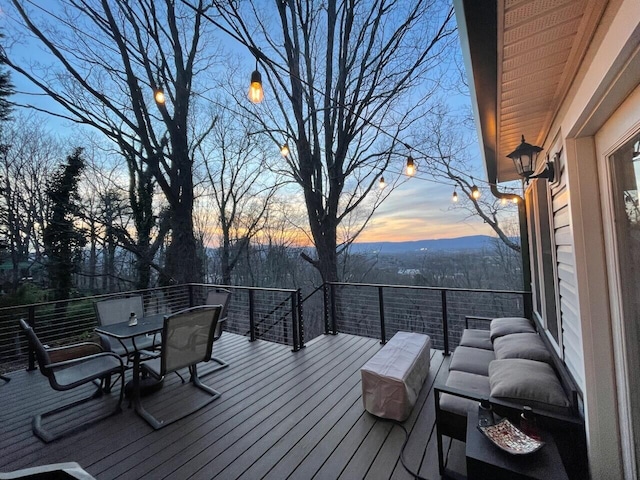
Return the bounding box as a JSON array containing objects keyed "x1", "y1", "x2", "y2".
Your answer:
[
  {"x1": 280, "y1": 143, "x2": 290, "y2": 157},
  {"x1": 471, "y1": 177, "x2": 480, "y2": 199},
  {"x1": 501, "y1": 197, "x2": 506, "y2": 205},
  {"x1": 513, "y1": 197, "x2": 519, "y2": 204},
  {"x1": 248, "y1": 62, "x2": 264, "y2": 104},
  {"x1": 452, "y1": 190, "x2": 458, "y2": 202},
  {"x1": 379, "y1": 176, "x2": 386, "y2": 189},
  {"x1": 154, "y1": 87, "x2": 165, "y2": 105},
  {"x1": 405, "y1": 155, "x2": 415, "y2": 176}
]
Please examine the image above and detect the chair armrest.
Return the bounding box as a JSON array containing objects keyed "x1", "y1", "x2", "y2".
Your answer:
[
  {"x1": 47, "y1": 342, "x2": 104, "y2": 363},
  {"x1": 464, "y1": 316, "x2": 493, "y2": 329},
  {"x1": 48, "y1": 351, "x2": 124, "y2": 371},
  {"x1": 435, "y1": 383, "x2": 485, "y2": 403},
  {"x1": 138, "y1": 349, "x2": 160, "y2": 360}
]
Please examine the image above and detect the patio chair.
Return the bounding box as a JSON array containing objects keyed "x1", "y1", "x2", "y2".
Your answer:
[
  {"x1": 19, "y1": 319, "x2": 125, "y2": 443},
  {"x1": 202, "y1": 288, "x2": 232, "y2": 374},
  {"x1": 94, "y1": 295, "x2": 160, "y2": 360},
  {"x1": 0, "y1": 461, "x2": 95, "y2": 479},
  {"x1": 137, "y1": 305, "x2": 223, "y2": 429}
]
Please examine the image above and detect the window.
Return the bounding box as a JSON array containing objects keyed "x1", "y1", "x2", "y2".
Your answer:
[{"x1": 526, "y1": 179, "x2": 560, "y2": 342}]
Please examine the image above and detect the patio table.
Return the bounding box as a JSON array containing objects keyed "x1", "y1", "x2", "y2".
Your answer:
[{"x1": 95, "y1": 314, "x2": 164, "y2": 417}]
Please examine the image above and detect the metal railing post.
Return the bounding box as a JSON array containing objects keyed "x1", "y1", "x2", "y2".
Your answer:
[
  {"x1": 378, "y1": 286, "x2": 386, "y2": 344},
  {"x1": 27, "y1": 305, "x2": 36, "y2": 371},
  {"x1": 442, "y1": 289, "x2": 450, "y2": 356},
  {"x1": 297, "y1": 289, "x2": 305, "y2": 349},
  {"x1": 330, "y1": 283, "x2": 337, "y2": 335},
  {"x1": 323, "y1": 283, "x2": 330, "y2": 335},
  {"x1": 290, "y1": 292, "x2": 298, "y2": 352},
  {"x1": 249, "y1": 290, "x2": 256, "y2": 342},
  {"x1": 188, "y1": 284, "x2": 195, "y2": 308}
]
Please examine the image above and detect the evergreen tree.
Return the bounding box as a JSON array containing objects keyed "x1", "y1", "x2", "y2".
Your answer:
[{"x1": 44, "y1": 148, "x2": 87, "y2": 301}]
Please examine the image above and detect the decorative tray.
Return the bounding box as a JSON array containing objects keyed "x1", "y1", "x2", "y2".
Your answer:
[{"x1": 478, "y1": 419, "x2": 544, "y2": 455}]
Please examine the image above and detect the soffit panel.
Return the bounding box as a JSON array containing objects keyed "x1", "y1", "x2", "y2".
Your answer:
[{"x1": 496, "y1": 0, "x2": 603, "y2": 182}]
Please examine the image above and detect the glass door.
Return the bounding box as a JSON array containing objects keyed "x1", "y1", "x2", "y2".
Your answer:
[{"x1": 609, "y1": 132, "x2": 640, "y2": 475}]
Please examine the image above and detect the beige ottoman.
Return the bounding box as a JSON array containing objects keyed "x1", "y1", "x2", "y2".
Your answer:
[{"x1": 361, "y1": 332, "x2": 431, "y2": 421}]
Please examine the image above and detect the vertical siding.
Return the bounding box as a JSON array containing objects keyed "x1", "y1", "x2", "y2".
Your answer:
[{"x1": 551, "y1": 162, "x2": 586, "y2": 393}]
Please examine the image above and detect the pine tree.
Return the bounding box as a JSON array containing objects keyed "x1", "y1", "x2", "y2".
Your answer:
[{"x1": 44, "y1": 148, "x2": 87, "y2": 302}]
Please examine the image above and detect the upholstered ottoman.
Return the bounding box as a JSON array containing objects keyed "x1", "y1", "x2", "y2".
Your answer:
[{"x1": 361, "y1": 332, "x2": 431, "y2": 421}]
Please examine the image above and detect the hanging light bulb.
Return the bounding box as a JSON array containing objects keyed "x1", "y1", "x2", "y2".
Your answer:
[
  {"x1": 280, "y1": 143, "x2": 290, "y2": 157},
  {"x1": 154, "y1": 87, "x2": 165, "y2": 105},
  {"x1": 470, "y1": 178, "x2": 480, "y2": 199},
  {"x1": 500, "y1": 197, "x2": 507, "y2": 205},
  {"x1": 405, "y1": 155, "x2": 415, "y2": 176},
  {"x1": 379, "y1": 176, "x2": 386, "y2": 189},
  {"x1": 248, "y1": 68, "x2": 264, "y2": 104},
  {"x1": 452, "y1": 190, "x2": 458, "y2": 202},
  {"x1": 513, "y1": 196, "x2": 519, "y2": 204}
]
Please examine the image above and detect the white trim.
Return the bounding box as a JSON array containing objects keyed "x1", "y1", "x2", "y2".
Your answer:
[{"x1": 595, "y1": 88, "x2": 640, "y2": 480}]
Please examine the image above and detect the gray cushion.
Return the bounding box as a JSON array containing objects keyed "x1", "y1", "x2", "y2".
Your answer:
[
  {"x1": 489, "y1": 359, "x2": 571, "y2": 414},
  {"x1": 490, "y1": 317, "x2": 535, "y2": 341},
  {"x1": 440, "y1": 370, "x2": 490, "y2": 416},
  {"x1": 459, "y1": 329, "x2": 493, "y2": 350},
  {"x1": 450, "y1": 346, "x2": 495, "y2": 376},
  {"x1": 493, "y1": 333, "x2": 553, "y2": 364}
]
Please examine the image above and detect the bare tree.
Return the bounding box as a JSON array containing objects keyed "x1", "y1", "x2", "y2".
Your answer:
[
  {"x1": 418, "y1": 102, "x2": 522, "y2": 252},
  {"x1": 209, "y1": 0, "x2": 456, "y2": 282},
  {"x1": 198, "y1": 108, "x2": 285, "y2": 284},
  {"x1": 0, "y1": 113, "x2": 60, "y2": 290},
  {"x1": 3, "y1": 0, "x2": 221, "y2": 284}
]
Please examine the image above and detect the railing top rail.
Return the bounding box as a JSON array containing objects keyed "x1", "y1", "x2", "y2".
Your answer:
[
  {"x1": 327, "y1": 281, "x2": 530, "y2": 295},
  {"x1": 189, "y1": 283, "x2": 297, "y2": 294},
  {"x1": 0, "y1": 283, "x2": 191, "y2": 313}
]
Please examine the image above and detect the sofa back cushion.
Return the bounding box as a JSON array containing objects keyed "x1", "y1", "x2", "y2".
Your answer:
[
  {"x1": 489, "y1": 358, "x2": 571, "y2": 414},
  {"x1": 493, "y1": 333, "x2": 553, "y2": 365},
  {"x1": 490, "y1": 317, "x2": 535, "y2": 341}
]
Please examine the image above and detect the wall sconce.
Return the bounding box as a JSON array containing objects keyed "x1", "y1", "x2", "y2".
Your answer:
[{"x1": 507, "y1": 135, "x2": 554, "y2": 182}]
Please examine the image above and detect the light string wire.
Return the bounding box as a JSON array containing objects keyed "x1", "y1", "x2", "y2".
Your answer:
[{"x1": 14, "y1": 0, "x2": 521, "y2": 197}]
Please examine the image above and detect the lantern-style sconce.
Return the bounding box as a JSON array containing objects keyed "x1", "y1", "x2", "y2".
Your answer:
[{"x1": 507, "y1": 135, "x2": 554, "y2": 182}]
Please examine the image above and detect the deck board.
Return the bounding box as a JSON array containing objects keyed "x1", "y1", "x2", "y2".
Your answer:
[{"x1": 0, "y1": 332, "x2": 463, "y2": 479}]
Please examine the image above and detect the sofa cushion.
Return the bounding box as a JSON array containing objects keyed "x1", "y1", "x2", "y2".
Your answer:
[
  {"x1": 490, "y1": 317, "x2": 535, "y2": 341},
  {"x1": 440, "y1": 370, "x2": 490, "y2": 416},
  {"x1": 489, "y1": 359, "x2": 571, "y2": 414},
  {"x1": 459, "y1": 329, "x2": 493, "y2": 350},
  {"x1": 450, "y1": 346, "x2": 495, "y2": 376},
  {"x1": 493, "y1": 332, "x2": 553, "y2": 365}
]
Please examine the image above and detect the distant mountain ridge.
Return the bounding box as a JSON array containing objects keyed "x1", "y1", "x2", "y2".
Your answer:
[{"x1": 349, "y1": 235, "x2": 496, "y2": 254}]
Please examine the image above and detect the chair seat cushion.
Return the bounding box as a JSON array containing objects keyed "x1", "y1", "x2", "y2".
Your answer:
[
  {"x1": 440, "y1": 370, "x2": 490, "y2": 416},
  {"x1": 489, "y1": 359, "x2": 571, "y2": 414},
  {"x1": 449, "y1": 346, "x2": 495, "y2": 376},
  {"x1": 493, "y1": 332, "x2": 553, "y2": 364},
  {"x1": 459, "y1": 329, "x2": 493, "y2": 350},
  {"x1": 490, "y1": 317, "x2": 535, "y2": 341}
]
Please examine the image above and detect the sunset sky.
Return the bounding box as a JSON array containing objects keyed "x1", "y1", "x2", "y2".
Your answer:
[{"x1": 3, "y1": 2, "x2": 513, "y2": 246}]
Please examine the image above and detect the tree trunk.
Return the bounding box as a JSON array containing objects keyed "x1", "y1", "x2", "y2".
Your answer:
[{"x1": 164, "y1": 199, "x2": 201, "y2": 284}]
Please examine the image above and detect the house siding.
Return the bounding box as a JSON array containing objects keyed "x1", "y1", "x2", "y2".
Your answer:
[{"x1": 552, "y1": 159, "x2": 586, "y2": 392}]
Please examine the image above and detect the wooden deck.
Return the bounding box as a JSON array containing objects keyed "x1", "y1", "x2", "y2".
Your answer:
[{"x1": 0, "y1": 333, "x2": 465, "y2": 479}]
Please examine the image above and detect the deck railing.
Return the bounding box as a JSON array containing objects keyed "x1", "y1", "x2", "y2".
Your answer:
[
  {"x1": 303, "y1": 282, "x2": 531, "y2": 354},
  {"x1": 0, "y1": 283, "x2": 302, "y2": 373},
  {"x1": 1, "y1": 281, "x2": 530, "y2": 373}
]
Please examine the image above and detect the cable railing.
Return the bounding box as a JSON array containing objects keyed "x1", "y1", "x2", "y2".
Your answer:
[
  {"x1": 301, "y1": 282, "x2": 531, "y2": 354},
  {"x1": 0, "y1": 283, "x2": 302, "y2": 374},
  {"x1": 1, "y1": 280, "x2": 530, "y2": 374}
]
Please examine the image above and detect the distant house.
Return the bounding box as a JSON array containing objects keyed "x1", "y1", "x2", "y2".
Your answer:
[{"x1": 455, "y1": 0, "x2": 640, "y2": 478}]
